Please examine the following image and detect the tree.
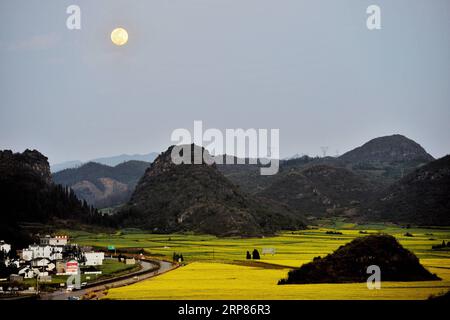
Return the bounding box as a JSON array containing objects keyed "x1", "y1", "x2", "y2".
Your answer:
[
  {"x1": 252, "y1": 249, "x2": 260, "y2": 260},
  {"x1": 246, "y1": 251, "x2": 251, "y2": 260}
]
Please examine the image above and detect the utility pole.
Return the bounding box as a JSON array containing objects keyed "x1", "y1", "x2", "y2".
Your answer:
[
  {"x1": 36, "y1": 275, "x2": 40, "y2": 295},
  {"x1": 320, "y1": 146, "x2": 329, "y2": 158}
]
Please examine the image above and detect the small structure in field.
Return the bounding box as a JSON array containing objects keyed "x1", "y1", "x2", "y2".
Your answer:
[{"x1": 262, "y1": 248, "x2": 276, "y2": 256}]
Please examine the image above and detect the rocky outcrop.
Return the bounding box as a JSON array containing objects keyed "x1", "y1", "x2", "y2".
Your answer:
[
  {"x1": 0, "y1": 149, "x2": 106, "y2": 246},
  {"x1": 0, "y1": 149, "x2": 52, "y2": 184}
]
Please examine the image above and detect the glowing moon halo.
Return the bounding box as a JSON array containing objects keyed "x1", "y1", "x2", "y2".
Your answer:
[{"x1": 111, "y1": 27, "x2": 129, "y2": 46}]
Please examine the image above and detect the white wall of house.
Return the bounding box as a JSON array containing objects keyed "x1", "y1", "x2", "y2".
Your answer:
[
  {"x1": 22, "y1": 245, "x2": 63, "y2": 260},
  {"x1": 31, "y1": 258, "x2": 51, "y2": 267},
  {"x1": 40, "y1": 236, "x2": 68, "y2": 246},
  {"x1": 5, "y1": 259, "x2": 20, "y2": 268},
  {"x1": 22, "y1": 249, "x2": 33, "y2": 261},
  {"x1": 84, "y1": 252, "x2": 104, "y2": 266},
  {"x1": 0, "y1": 242, "x2": 11, "y2": 254},
  {"x1": 18, "y1": 268, "x2": 35, "y2": 279}
]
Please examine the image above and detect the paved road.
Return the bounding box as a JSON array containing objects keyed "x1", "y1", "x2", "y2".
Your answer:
[{"x1": 40, "y1": 259, "x2": 175, "y2": 300}]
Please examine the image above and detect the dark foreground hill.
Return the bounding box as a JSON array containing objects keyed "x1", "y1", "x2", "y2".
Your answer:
[
  {"x1": 116, "y1": 145, "x2": 305, "y2": 237},
  {"x1": 279, "y1": 234, "x2": 439, "y2": 284},
  {"x1": 0, "y1": 149, "x2": 111, "y2": 246},
  {"x1": 259, "y1": 165, "x2": 374, "y2": 217},
  {"x1": 365, "y1": 155, "x2": 450, "y2": 225},
  {"x1": 53, "y1": 160, "x2": 150, "y2": 208}
]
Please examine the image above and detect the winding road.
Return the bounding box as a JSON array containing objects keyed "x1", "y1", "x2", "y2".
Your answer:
[{"x1": 40, "y1": 259, "x2": 176, "y2": 300}]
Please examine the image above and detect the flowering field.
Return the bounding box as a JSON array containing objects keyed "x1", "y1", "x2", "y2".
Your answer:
[
  {"x1": 66, "y1": 224, "x2": 450, "y2": 300},
  {"x1": 105, "y1": 260, "x2": 450, "y2": 300}
]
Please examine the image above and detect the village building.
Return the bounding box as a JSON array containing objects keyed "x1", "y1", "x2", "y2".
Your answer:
[
  {"x1": 40, "y1": 235, "x2": 68, "y2": 247},
  {"x1": 21, "y1": 244, "x2": 63, "y2": 261},
  {"x1": 55, "y1": 261, "x2": 66, "y2": 274},
  {"x1": 83, "y1": 252, "x2": 105, "y2": 266},
  {"x1": 46, "y1": 262, "x2": 56, "y2": 271},
  {"x1": 31, "y1": 257, "x2": 51, "y2": 268},
  {"x1": 7, "y1": 235, "x2": 105, "y2": 283},
  {"x1": 18, "y1": 266, "x2": 36, "y2": 279},
  {"x1": 4, "y1": 258, "x2": 20, "y2": 268},
  {"x1": 9, "y1": 274, "x2": 23, "y2": 283},
  {"x1": 39, "y1": 275, "x2": 52, "y2": 283},
  {"x1": 0, "y1": 241, "x2": 11, "y2": 254}
]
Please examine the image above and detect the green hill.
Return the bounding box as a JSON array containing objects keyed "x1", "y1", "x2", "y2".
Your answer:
[
  {"x1": 116, "y1": 145, "x2": 305, "y2": 237},
  {"x1": 279, "y1": 234, "x2": 439, "y2": 284}
]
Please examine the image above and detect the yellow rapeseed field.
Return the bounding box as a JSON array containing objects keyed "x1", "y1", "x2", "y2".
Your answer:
[
  {"x1": 105, "y1": 260, "x2": 450, "y2": 300},
  {"x1": 67, "y1": 224, "x2": 450, "y2": 300}
]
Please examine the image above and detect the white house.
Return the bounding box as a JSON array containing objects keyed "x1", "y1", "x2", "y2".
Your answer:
[
  {"x1": 31, "y1": 258, "x2": 51, "y2": 267},
  {"x1": 22, "y1": 245, "x2": 63, "y2": 261},
  {"x1": 5, "y1": 259, "x2": 20, "y2": 268},
  {"x1": 40, "y1": 235, "x2": 68, "y2": 247},
  {"x1": 0, "y1": 241, "x2": 11, "y2": 254},
  {"x1": 18, "y1": 267, "x2": 36, "y2": 279},
  {"x1": 83, "y1": 252, "x2": 104, "y2": 266},
  {"x1": 46, "y1": 262, "x2": 56, "y2": 272}
]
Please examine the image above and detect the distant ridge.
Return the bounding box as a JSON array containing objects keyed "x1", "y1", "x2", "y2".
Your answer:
[
  {"x1": 339, "y1": 134, "x2": 434, "y2": 164},
  {"x1": 90, "y1": 152, "x2": 159, "y2": 167},
  {"x1": 51, "y1": 152, "x2": 158, "y2": 173},
  {"x1": 259, "y1": 165, "x2": 374, "y2": 217},
  {"x1": 53, "y1": 160, "x2": 151, "y2": 208},
  {"x1": 50, "y1": 160, "x2": 83, "y2": 173},
  {"x1": 220, "y1": 134, "x2": 436, "y2": 194}
]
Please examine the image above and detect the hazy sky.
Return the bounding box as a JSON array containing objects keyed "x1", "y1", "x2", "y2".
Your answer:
[{"x1": 1, "y1": 0, "x2": 449, "y2": 164}]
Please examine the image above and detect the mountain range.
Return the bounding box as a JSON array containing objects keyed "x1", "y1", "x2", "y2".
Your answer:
[
  {"x1": 259, "y1": 165, "x2": 374, "y2": 217},
  {"x1": 365, "y1": 155, "x2": 450, "y2": 225},
  {"x1": 50, "y1": 152, "x2": 158, "y2": 173},
  {"x1": 2, "y1": 133, "x2": 448, "y2": 242},
  {"x1": 53, "y1": 161, "x2": 151, "y2": 208}
]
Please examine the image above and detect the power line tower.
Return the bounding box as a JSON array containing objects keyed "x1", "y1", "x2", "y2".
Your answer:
[{"x1": 320, "y1": 146, "x2": 329, "y2": 158}]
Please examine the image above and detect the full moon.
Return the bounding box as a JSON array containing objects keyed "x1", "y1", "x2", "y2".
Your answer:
[{"x1": 111, "y1": 27, "x2": 128, "y2": 46}]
